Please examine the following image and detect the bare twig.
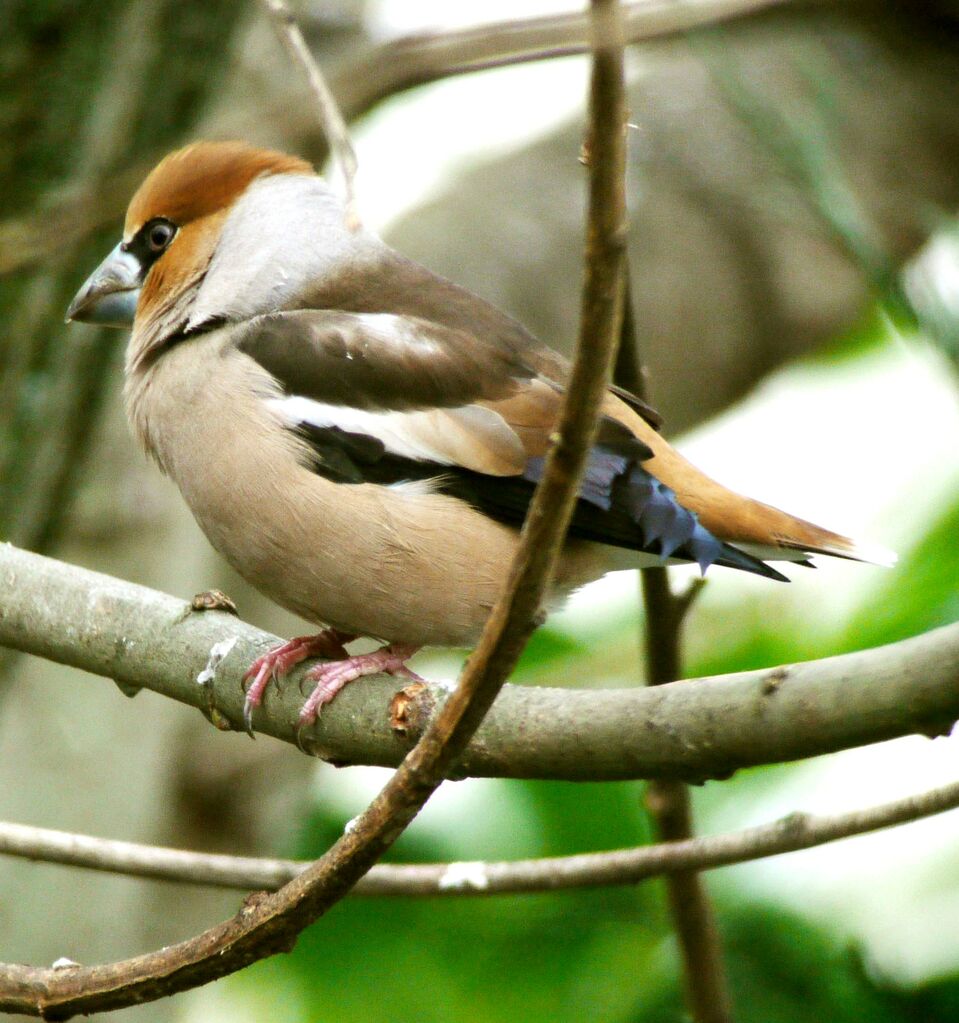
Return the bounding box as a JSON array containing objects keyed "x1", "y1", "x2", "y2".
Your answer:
[
  {"x1": 639, "y1": 566, "x2": 732, "y2": 1021},
  {"x1": 646, "y1": 773, "x2": 734, "y2": 1022},
  {"x1": 5, "y1": 776, "x2": 959, "y2": 895},
  {"x1": 325, "y1": 0, "x2": 797, "y2": 124},
  {"x1": 260, "y1": 0, "x2": 360, "y2": 228},
  {"x1": 0, "y1": 1, "x2": 630, "y2": 1013}
]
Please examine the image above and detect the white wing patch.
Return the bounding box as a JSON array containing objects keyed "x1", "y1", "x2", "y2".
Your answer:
[
  {"x1": 337, "y1": 313, "x2": 443, "y2": 357},
  {"x1": 266, "y1": 396, "x2": 525, "y2": 476}
]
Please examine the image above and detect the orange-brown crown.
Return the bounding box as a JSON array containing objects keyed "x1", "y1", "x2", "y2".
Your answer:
[
  {"x1": 124, "y1": 140, "x2": 313, "y2": 237},
  {"x1": 126, "y1": 141, "x2": 313, "y2": 348}
]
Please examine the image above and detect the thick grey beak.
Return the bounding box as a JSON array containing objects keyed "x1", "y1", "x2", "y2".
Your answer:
[{"x1": 66, "y1": 243, "x2": 142, "y2": 326}]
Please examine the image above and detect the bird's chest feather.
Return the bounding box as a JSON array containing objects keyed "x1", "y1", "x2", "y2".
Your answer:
[{"x1": 123, "y1": 337, "x2": 327, "y2": 571}]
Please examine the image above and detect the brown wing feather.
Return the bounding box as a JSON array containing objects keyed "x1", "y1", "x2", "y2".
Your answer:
[
  {"x1": 382, "y1": 406, "x2": 527, "y2": 476},
  {"x1": 478, "y1": 380, "x2": 563, "y2": 459},
  {"x1": 233, "y1": 309, "x2": 530, "y2": 411}
]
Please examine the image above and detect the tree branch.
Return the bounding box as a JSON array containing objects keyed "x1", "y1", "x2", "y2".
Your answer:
[
  {"x1": 5, "y1": 774, "x2": 959, "y2": 895},
  {"x1": 328, "y1": 0, "x2": 797, "y2": 123},
  {"x1": 1, "y1": 542, "x2": 958, "y2": 783},
  {"x1": 615, "y1": 83, "x2": 732, "y2": 1023},
  {"x1": 260, "y1": 0, "x2": 360, "y2": 227},
  {"x1": 641, "y1": 568, "x2": 732, "y2": 1022}
]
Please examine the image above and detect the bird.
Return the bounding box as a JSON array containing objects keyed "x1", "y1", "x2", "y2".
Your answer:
[{"x1": 66, "y1": 140, "x2": 894, "y2": 734}]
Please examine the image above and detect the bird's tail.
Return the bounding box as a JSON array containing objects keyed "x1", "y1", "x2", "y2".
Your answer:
[
  {"x1": 618, "y1": 410, "x2": 897, "y2": 572},
  {"x1": 729, "y1": 503, "x2": 898, "y2": 568}
]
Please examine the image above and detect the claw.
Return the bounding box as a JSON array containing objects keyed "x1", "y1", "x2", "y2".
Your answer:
[
  {"x1": 239, "y1": 629, "x2": 355, "y2": 737},
  {"x1": 238, "y1": 633, "x2": 419, "y2": 736},
  {"x1": 241, "y1": 658, "x2": 277, "y2": 738},
  {"x1": 294, "y1": 718, "x2": 311, "y2": 755},
  {"x1": 297, "y1": 644, "x2": 423, "y2": 728}
]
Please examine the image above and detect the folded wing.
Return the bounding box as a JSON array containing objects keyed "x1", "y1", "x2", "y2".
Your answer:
[{"x1": 233, "y1": 309, "x2": 789, "y2": 579}]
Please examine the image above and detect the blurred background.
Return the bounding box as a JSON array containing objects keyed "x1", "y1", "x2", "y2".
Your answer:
[{"x1": 2, "y1": 0, "x2": 959, "y2": 1019}]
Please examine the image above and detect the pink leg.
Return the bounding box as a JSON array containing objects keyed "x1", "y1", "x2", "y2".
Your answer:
[
  {"x1": 298, "y1": 644, "x2": 422, "y2": 729},
  {"x1": 242, "y1": 628, "x2": 355, "y2": 735}
]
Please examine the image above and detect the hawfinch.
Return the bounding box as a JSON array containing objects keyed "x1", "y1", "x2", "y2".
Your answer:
[{"x1": 67, "y1": 141, "x2": 893, "y2": 731}]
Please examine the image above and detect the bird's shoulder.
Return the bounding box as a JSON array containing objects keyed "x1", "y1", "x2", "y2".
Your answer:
[{"x1": 225, "y1": 246, "x2": 662, "y2": 430}]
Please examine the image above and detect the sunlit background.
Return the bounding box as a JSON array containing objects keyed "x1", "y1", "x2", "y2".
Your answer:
[{"x1": 2, "y1": 1, "x2": 959, "y2": 1021}]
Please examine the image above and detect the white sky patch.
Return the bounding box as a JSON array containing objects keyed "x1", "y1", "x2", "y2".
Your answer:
[
  {"x1": 905, "y1": 227, "x2": 959, "y2": 324},
  {"x1": 352, "y1": 53, "x2": 588, "y2": 232},
  {"x1": 370, "y1": 0, "x2": 585, "y2": 36}
]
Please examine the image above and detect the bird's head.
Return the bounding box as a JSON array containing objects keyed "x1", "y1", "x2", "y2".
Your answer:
[{"x1": 66, "y1": 140, "x2": 321, "y2": 365}]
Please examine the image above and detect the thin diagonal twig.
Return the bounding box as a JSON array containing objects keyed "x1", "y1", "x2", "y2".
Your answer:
[
  {"x1": 0, "y1": 1, "x2": 629, "y2": 1015},
  {"x1": 260, "y1": 0, "x2": 360, "y2": 228}
]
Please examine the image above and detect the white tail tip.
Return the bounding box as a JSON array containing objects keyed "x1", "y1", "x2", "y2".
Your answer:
[{"x1": 838, "y1": 538, "x2": 898, "y2": 568}]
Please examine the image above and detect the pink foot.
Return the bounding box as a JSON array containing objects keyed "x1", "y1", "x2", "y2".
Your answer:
[
  {"x1": 298, "y1": 644, "x2": 422, "y2": 729},
  {"x1": 242, "y1": 629, "x2": 355, "y2": 735}
]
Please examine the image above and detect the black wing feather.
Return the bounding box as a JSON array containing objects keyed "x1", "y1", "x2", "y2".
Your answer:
[{"x1": 293, "y1": 421, "x2": 786, "y2": 581}]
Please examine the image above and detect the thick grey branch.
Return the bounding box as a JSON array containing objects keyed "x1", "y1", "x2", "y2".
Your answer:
[{"x1": 1, "y1": 542, "x2": 957, "y2": 782}]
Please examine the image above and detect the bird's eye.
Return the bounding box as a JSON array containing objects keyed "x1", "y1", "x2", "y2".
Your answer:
[{"x1": 146, "y1": 220, "x2": 176, "y2": 253}]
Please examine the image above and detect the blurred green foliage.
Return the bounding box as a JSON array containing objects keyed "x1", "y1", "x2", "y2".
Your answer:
[{"x1": 843, "y1": 495, "x2": 959, "y2": 650}]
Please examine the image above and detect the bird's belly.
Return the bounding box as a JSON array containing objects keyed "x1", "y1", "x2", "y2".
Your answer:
[
  {"x1": 127, "y1": 342, "x2": 607, "y2": 648},
  {"x1": 151, "y1": 401, "x2": 598, "y2": 645},
  {"x1": 191, "y1": 470, "x2": 605, "y2": 647}
]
